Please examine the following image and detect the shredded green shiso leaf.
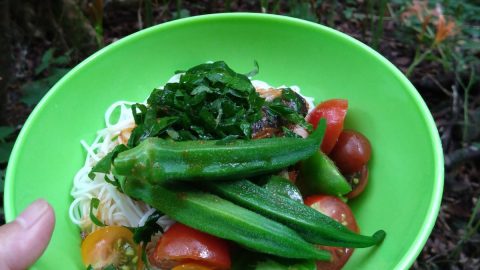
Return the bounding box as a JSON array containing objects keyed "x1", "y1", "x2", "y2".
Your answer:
[
  {"x1": 129, "y1": 61, "x2": 265, "y2": 145},
  {"x1": 129, "y1": 61, "x2": 310, "y2": 146}
]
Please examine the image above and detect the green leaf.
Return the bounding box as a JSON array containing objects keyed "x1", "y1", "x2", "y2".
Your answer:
[
  {"x1": 86, "y1": 264, "x2": 116, "y2": 270},
  {"x1": 132, "y1": 211, "x2": 163, "y2": 244},
  {"x1": 104, "y1": 175, "x2": 123, "y2": 191},
  {"x1": 1, "y1": 170, "x2": 5, "y2": 193},
  {"x1": 343, "y1": 8, "x2": 354, "y2": 19},
  {"x1": 139, "y1": 61, "x2": 310, "y2": 144},
  {"x1": 177, "y1": 9, "x2": 190, "y2": 19},
  {"x1": 288, "y1": 1, "x2": 317, "y2": 22},
  {"x1": 245, "y1": 60, "x2": 260, "y2": 78},
  {"x1": 282, "y1": 127, "x2": 302, "y2": 138},
  {"x1": 0, "y1": 126, "x2": 14, "y2": 141},
  {"x1": 0, "y1": 142, "x2": 14, "y2": 163},
  {"x1": 21, "y1": 81, "x2": 49, "y2": 106},
  {"x1": 141, "y1": 245, "x2": 151, "y2": 270},
  {"x1": 131, "y1": 103, "x2": 148, "y2": 125},
  {"x1": 22, "y1": 68, "x2": 70, "y2": 106},
  {"x1": 51, "y1": 55, "x2": 71, "y2": 66},
  {"x1": 89, "y1": 198, "x2": 106, "y2": 227},
  {"x1": 35, "y1": 48, "x2": 55, "y2": 75},
  {"x1": 89, "y1": 144, "x2": 128, "y2": 179},
  {"x1": 144, "y1": 61, "x2": 265, "y2": 141},
  {"x1": 45, "y1": 68, "x2": 70, "y2": 84},
  {"x1": 191, "y1": 85, "x2": 213, "y2": 95},
  {"x1": 127, "y1": 116, "x2": 178, "y2": 147}
]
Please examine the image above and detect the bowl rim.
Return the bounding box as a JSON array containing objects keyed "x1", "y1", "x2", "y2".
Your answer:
[{"x1": 4, "y1": 12, "x2": 444, "y2": 270}]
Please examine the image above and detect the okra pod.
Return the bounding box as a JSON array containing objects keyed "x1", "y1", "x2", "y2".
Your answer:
[
  {"x1": 113, "y1": 120, "x2": 326, "y2": 183},
  {"x1": 206, "y1": 179, "x2": 386, "y2": 248}
]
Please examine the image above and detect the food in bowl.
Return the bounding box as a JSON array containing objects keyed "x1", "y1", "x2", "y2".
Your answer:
[{"x1": 69, "y1": 61, "x2": 385, "y2": 270}]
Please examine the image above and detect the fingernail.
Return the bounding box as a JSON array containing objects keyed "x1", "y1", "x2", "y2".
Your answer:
[{"x1": 16, "y1": 199, "x2": 50, "y2": 229}]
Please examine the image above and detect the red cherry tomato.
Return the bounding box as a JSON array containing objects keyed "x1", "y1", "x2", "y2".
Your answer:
[
  {"x1": 150, "y1": 223, "x2": 231, "y2": 270},
  {"x1": 345, "y1": 165, "x2": 369, "y2": 199},
  {"x1": 307, "y1": 99, "x2": 348, "y2": 154},
  {"x1": 305, "y1": 195, "x2": 359, "y2": 270},
  {"x1": 172, "y1": 263, "x2": 214, "y2": 270},
  {"x1": 329, "y1": 130, "x2": 371, "y2": 175}
]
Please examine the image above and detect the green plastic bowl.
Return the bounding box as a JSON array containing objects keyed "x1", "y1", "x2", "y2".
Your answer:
[{"x1": 4, "y1": 13, "x2": 443, "y2": 269}]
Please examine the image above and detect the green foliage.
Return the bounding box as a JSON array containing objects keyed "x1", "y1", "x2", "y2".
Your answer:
[
  {"x1": 175, "y1": 0, "x2": 190, "y2": 19},
  {"x1": 87, "y1": 0, "x2": 105, "y2": 47},
  {"x1": 395, "y1": 0, "x2": 479, "y2": 147},
  {"x1": 89, "y1": 198, "x2": 106, "y2": 227},
  {"x1": 0, "y1": 126, "x2": 14, "y2": 221},
  {"x1": 131, "y1": 211, "x2": 163, "y2": 244},
  {"x1": 89, "y1": 144, "x2": 128, "y2": 179},
  {"x1": 0, "y1": 170, "x2": 4, "y2": 191},
  {"x1": 137, "y1": 61, "x2": 265, "y2": 143},
  {"x1": 370, "y1": 0, "x2": 388, "y2": 50},
  {"x1": 0, "y1": 126, "x2": 15, "y2": 164},
  {"x1": 0, "y1": 127, "x2": 14, "y2": 140},
  {"x1": 22, "y1": 49, "x2": 72, "y2": 106},
  {"x1": 0, "y1": 169, "x2": 5, "y2": 198},
  {"x1": 144, "y1": 0, "x2": 153, "y2": 27},
  {"x1": 0, "y1": 142, "x2": 14, "y2": 165},
  {"x1": 287, "y1": 0, "x2": 317, "y2": 22},
  {"x1": 34, "y1": 49, "x2": 70, "y2": 75},
  {"x1": 86, "y1": 264, "x2": 115, "y2": 270},
  {"x1": 0, "y1": 169, "x2": 5, "y2": 219},
  {"x1": 395, "y1": 0, "x2": 479, "y2": 75},
  {"x1": 132, "y1": 61, "x2": 308, "y2": 145}
]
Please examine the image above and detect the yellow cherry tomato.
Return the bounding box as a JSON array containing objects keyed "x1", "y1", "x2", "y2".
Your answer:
[{"x1": 81, "y1": 226, "x2": 140, "y2": 270}]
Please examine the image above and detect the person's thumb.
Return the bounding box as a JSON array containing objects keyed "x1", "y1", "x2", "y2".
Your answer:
[{"x1": 0, "y1": 199, "x2": 55, "y2": 270}]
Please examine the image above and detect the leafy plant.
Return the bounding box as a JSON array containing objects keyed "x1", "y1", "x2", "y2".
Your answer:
[
  {"x1": 175, "y1": 0, "x2": 190, "y2": 19},
  {"x1": 287, "y1": 0, "x2": 317, "y2": 22},
  {"x1": 396, "y1": 1, "x2": 478, "y2": 77},
  {"x1": 0, "y1": 175, "x2": 3, "y2": 221},
  {"x1": 370, "y1": 0, "x2": 388, "y2": 50},
  {"x1": 0, "y1": 126, "x2": 15, "y2": 164},
  {"x1": 87, "y1": 0, "x2": 105, "y2": 47},
  {"x1": 397, "y1": 1, "x2": 479, "y2": 142},
  {"x1": 21, "y1": 48, "x2": 72, "y2": 106},
  {"x1": 144, "y1": 0, "x2": 153, "y2": 27},
  {"x1": 0, "y1": 126, "x2": 15, "y2": 222}
]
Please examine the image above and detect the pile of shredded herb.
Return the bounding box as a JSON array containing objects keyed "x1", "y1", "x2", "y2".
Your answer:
[{"x1": 127, "y1": 61, "x2": 310, "y2": 147}]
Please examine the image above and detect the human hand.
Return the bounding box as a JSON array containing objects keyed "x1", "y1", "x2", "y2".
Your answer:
[{"x1": 0, "y1": 199, "x2": 55, "y2": 270}]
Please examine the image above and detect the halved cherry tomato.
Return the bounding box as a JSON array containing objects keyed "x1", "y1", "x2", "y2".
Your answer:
[
  {"x1": 150, "y1": 223, "x2": 231, "y2": 270},
  {"x1": 307, "y1": 99, "x2": 348, "y2": 154},
  {"x1": 329, "y1": 130, "x2": 371, "y2": 174},
  {"x1": 305, "y1": 195, "x2": 359, "y2": 270},
  {"x1": 345, "y1": 165, "x2": 369, "y2": 199},
  {"x1": 81, "y1": 226, "x2": 141, "y2": 270}
]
